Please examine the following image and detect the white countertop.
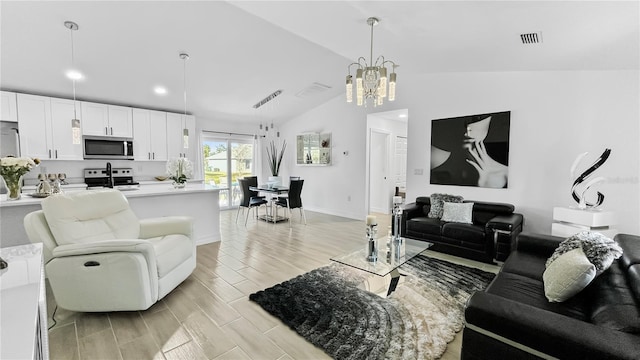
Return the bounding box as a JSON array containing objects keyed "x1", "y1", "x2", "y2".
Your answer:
[
  {"x1": 0, "y1": 243, "x2": 45, "y2": 360},
  {"x1": 0, "y1": 183, "x2": 221, "y2": 207}
]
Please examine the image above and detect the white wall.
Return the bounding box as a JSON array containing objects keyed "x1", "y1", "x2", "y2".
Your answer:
[
  {"x1": 406, "y1": 70, "x2": 639, "y2": 234},
  {"x1": 276, "y1": 97, "x2": 371, "y2": 219},
  {"x1": 280, "y1": 70, "x2": 640, "y2": 235}
]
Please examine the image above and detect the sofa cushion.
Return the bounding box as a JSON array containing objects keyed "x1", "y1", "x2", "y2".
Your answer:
[
  {"x1": 428, "y1": 193, "x2": 463, "y2": 219},
  {"x1": 486, "y1": 271, "x2": 590, "y2": 321},
  {"x1": 546, "y1": 231, "x2": 623, "y2": 274},
  {"x1": 587, "y1": 262, "x2": 640, "y2": 334},
  {"x1": 149, "y1": 234, "x2": 193, "y2": 278},
  {"x1": 617, "y1": 234, "x2": 640, "y2": 271},
  {"x1": 41, "y1": 190, "x2": 140, "y2": 245},
  {"x1": 543, "y1": 248, "x2": 596, "y2": 302},
  {"x1": 442, "y1": 223, "x2": 485, "y2": 245},
  {"x1": 501, "y1": 250, "x2": 548, "y2": 281},
  {"x1": 407, "y1": 217, "x2": 442, "y2": 236},
  {"x1": 441, "y1": 202, "x2": 474, "y2": 224}
]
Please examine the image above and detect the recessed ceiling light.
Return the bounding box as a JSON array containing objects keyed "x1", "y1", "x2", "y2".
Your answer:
[
  {"x1": 65, "y1": 70, "x2": 83, "y2": 80},
  {"x1": 154, "y1": 86, "x2": 168, "y2": 95}
]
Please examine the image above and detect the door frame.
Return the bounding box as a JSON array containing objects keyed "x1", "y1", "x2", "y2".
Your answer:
[{"x1": 366, "y1": 127, "x2": 393, "y2": 214}]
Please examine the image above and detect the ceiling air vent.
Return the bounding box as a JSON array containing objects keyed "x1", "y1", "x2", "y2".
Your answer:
[
  {"x1": 253, "y1": 89, "x2": 283, "y2": 109},
  {"x1": 520, "y1": 32, "x2": 543, "y2": 44},
  {"x1": 295, "y1": 82, "x2": 332, "y2": 98}
]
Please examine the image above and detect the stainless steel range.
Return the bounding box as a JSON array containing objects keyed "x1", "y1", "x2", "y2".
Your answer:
[{"x1": 84, "y1": 166, "x2": 140, "y2": 190}]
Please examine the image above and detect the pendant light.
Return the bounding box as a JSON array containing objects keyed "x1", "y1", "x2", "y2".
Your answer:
[
  {"x1": 180, "y1": 53, "x2": 190, "y2": 149},
  {"x1": 64, "y1": 21, "x2": 81, "y2": 144}
]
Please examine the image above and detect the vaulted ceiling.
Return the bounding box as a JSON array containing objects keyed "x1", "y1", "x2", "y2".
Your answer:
[{"x1": 1, "y1": 1, "x2": 637, "y2": 125}]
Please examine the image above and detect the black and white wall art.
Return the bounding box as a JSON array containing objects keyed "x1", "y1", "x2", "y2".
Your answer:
[{"x1": 430, "y1": 111, "x2": 511, "y2": 188}]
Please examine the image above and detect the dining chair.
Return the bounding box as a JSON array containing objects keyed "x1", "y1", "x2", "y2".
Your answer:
[
  {"x1": 275, "y1": 179, "x2": 306, "y2": 227},
  {"x1": 236, "y1": 178, "x2": 268, "y2": 225}
]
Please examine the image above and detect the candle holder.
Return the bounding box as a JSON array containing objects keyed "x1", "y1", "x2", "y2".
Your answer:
[
  {"x1": 393, "y1": 196, "x2": 403, "y2": 243},
  {"x1": 366, "y1": 223, "x2": 378, "y2": 262}
]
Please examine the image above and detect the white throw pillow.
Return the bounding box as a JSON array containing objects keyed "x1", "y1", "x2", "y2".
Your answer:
[
  {"x1": 440, "y1": 202, "x2": 474, "y2": 224},
  {"x1": 543, "y1": 248, "x2": 596, "y2": 302}
]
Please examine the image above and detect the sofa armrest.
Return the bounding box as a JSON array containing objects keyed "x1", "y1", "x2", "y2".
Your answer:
[
  {"x1": 402, "y1": 202, "x2": 422, "y2": 219},
  {"x1": 465, "y1": 292, "x2": 640, "y2": 359},
  {"x1": 51, "y1": 239, "x2": 155, "y2": 258},
  {"x1": 486, "y1": 213, "x2": 523, "y2": 232},
  {"x1": 139, "y1": 216, "x2": 193, "y2": 240},
  {"x1": 514, "y1": 233, "x2": 563, "y2": 257}
]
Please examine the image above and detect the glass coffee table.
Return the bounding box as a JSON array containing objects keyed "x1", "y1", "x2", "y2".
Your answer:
[{"x1": 330, "y1": 237, "x2": 432, "y2": 297}]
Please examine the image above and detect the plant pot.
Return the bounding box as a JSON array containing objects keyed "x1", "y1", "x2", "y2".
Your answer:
[
  {"x1": 268, "y1": 176, "x2": 281, "y2": 187},
  {"x1": 2, "y1": 175, "x2": 23, "y2": 200}
]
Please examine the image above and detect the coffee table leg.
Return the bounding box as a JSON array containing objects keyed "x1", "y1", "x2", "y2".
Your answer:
[{"x1": 387, "y1": 268, "x2": 401, "y2": 296}]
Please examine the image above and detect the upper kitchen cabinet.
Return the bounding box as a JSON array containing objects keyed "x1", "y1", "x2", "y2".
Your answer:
[
  {"x1": 17, "y1": 94, "x2": 83, "y2": 160},
  {"x1": 81, "y1": 102, "x2": 133, "y2": 138},
  {"x1": 166, "y1": 113, "x2": 196, "y2": 162},
  {"x1": 1, "y1": 91, "x2": 18, "y2": 122},
  {"x1": 132, "y1": 108, "x2": 168, "y2": 161}
]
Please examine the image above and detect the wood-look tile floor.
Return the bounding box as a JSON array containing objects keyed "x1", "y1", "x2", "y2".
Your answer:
[{"x1": 46, "y1": 210, "x2": 499, "y2": 360}]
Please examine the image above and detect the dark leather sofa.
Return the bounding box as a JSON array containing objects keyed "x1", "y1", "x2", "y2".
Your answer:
[
  {"x1": 463, "y1": 233, "x2": 640, "y2": 359},
  {"x1": 400, "y1": 196, "x2": 523, "y2": 263}
]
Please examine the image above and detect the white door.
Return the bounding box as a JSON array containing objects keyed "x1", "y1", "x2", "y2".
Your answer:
[
  {"x1": 394, "y1": 136, "x2": 407, "y2": 190},
  {"x1": 370, "y1": 129, "x2": 391, "y2": 214}
]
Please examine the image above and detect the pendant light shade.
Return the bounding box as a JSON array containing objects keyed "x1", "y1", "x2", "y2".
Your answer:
[
  {"x1": 180, "y1": 53, "x2": 189, "y2": 149},
  {"x1": 65, "y1": 20, "x2": 81, "y2": 144}
]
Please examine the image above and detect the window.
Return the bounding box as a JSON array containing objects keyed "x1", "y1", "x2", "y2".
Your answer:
[{"x1": 202, "y1": 136, "x2": 255, "y2": 209}]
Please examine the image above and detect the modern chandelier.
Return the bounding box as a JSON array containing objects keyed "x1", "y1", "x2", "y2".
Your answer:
[{"x1": 346, "y1": 17, "x2": 398, "y2": 107}]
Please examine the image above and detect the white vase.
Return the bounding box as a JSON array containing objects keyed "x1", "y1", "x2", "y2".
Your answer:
[{"x1": 268, "y1": 176, "x2": 281, "y2": 187}]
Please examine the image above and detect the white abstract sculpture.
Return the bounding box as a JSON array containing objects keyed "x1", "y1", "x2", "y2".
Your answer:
[{"x1": 570, "y1": 149, "x2": 611, "y2": 210}]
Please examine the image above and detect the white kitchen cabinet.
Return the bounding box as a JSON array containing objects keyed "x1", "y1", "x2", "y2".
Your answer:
[
  {"x1": 49, "y1": 98, "x2": 83, "y2": 160},
  {"x1": 133, "y1": 108, "x2": 167, "y2": 161},
  {"x1": 108, "y1": 105, "x2": 133, "y2": 137},
  {"x1": 1, "y1": 91, "x2": 18, "y2": 121},
  {"x1": 81, "y1": 101, "x2": 132, "y2": 137},
  {"x1": 166, "y1": 113, "x2": 196, "y2": 162},
  {"x1": 17, "y1": 94, "x2": 83, "y2": 160},
  {"x1": 17, "y1": 94, "x2": 51, "y2": 159}
]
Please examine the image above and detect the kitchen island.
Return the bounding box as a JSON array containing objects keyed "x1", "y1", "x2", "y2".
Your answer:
[{"x1": 0, "y1": 183, "x2": 221, "y2": 248}]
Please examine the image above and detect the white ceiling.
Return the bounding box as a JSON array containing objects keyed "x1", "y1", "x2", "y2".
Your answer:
[{"x1": 1, "y1": 1, "x2": 637, "y2": 126}]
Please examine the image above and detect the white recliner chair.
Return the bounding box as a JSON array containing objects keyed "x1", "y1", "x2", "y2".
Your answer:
[{"x1": 23, "y1": 189, "x2": 196, "y2": 312}]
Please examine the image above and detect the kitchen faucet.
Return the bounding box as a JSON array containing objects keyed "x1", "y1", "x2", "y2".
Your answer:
[{"x1": 106, "y1": 162, "x2": 113, "y2": 188}]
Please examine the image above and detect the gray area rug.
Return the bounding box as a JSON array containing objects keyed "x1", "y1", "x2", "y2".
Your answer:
[{"x1": 249, "y1": 254, "x2": 495, "y2": 360}]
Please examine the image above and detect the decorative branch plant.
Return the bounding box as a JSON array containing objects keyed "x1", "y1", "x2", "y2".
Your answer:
[{"x1": 267, "y1": 140, "x2": 287, "y2": 176}]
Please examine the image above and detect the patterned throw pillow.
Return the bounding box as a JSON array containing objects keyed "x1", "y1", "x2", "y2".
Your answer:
[
  {"x1": 440, "y1": 202, "x2": 474, "y2": 224},
  {"x1": 543, "y1": 248, "x2": 596, "y2": 302},
  {"x1": 428, "y1": 193, "x2": 463, "y2": 219},
  {"x1": 546, "y1": 231, "x2": 623, "y2": 274}
]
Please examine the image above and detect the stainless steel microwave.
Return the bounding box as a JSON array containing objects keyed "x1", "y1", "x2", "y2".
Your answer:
[{"x1": 83, "y1": 136, "x2": 134, "y2": 160}]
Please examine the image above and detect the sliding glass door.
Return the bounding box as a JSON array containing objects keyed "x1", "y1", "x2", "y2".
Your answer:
[{"x1": 202, "y1": 136, "x2": 255, "y2": 209}]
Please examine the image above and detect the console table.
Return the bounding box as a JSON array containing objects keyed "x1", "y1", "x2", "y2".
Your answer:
[
  {"x1": 551, "y1": 207, "x2": 618, "y2": 238},
  {"x1": 0, "y1": 243, "x2": 49, "y2": 359}
]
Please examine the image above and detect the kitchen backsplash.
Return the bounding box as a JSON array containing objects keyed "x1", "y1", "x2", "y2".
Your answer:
[{"x1": 24, "y1": 160, "x2": 170, "y2": 186}]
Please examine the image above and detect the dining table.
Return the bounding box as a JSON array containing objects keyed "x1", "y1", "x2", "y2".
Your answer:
[{"x1": 249, "y1": 184, "x2": 289, "y2": 223}]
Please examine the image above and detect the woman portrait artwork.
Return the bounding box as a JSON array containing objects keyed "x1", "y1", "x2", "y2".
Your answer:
[{"x1": 430, "y1": 111, "x2": 510, "y2": 188}]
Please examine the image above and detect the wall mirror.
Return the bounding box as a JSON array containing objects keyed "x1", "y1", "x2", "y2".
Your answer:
[{"x1": 296, "y1": 133, "x2": 331, "y2": 165}]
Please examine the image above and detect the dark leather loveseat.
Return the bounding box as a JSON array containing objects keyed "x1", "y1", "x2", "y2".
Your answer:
[
  {"x1": 463, "y1": 233, "x2": 640, "y2": 359},
  {"x1": 400, "y1": 197, "x2": 523, "y2": 263}
]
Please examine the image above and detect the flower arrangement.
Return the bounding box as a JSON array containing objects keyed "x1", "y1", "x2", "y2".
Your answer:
[
  {"x1": 0, "y1": 156, "x2": 40, "y2": 200},
  {"x1": 266, "y1": 140, "x2": 287, "y2": 176},
  {"x1": 166, "y1": 157, "x2": 193, "y2": 185}
]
